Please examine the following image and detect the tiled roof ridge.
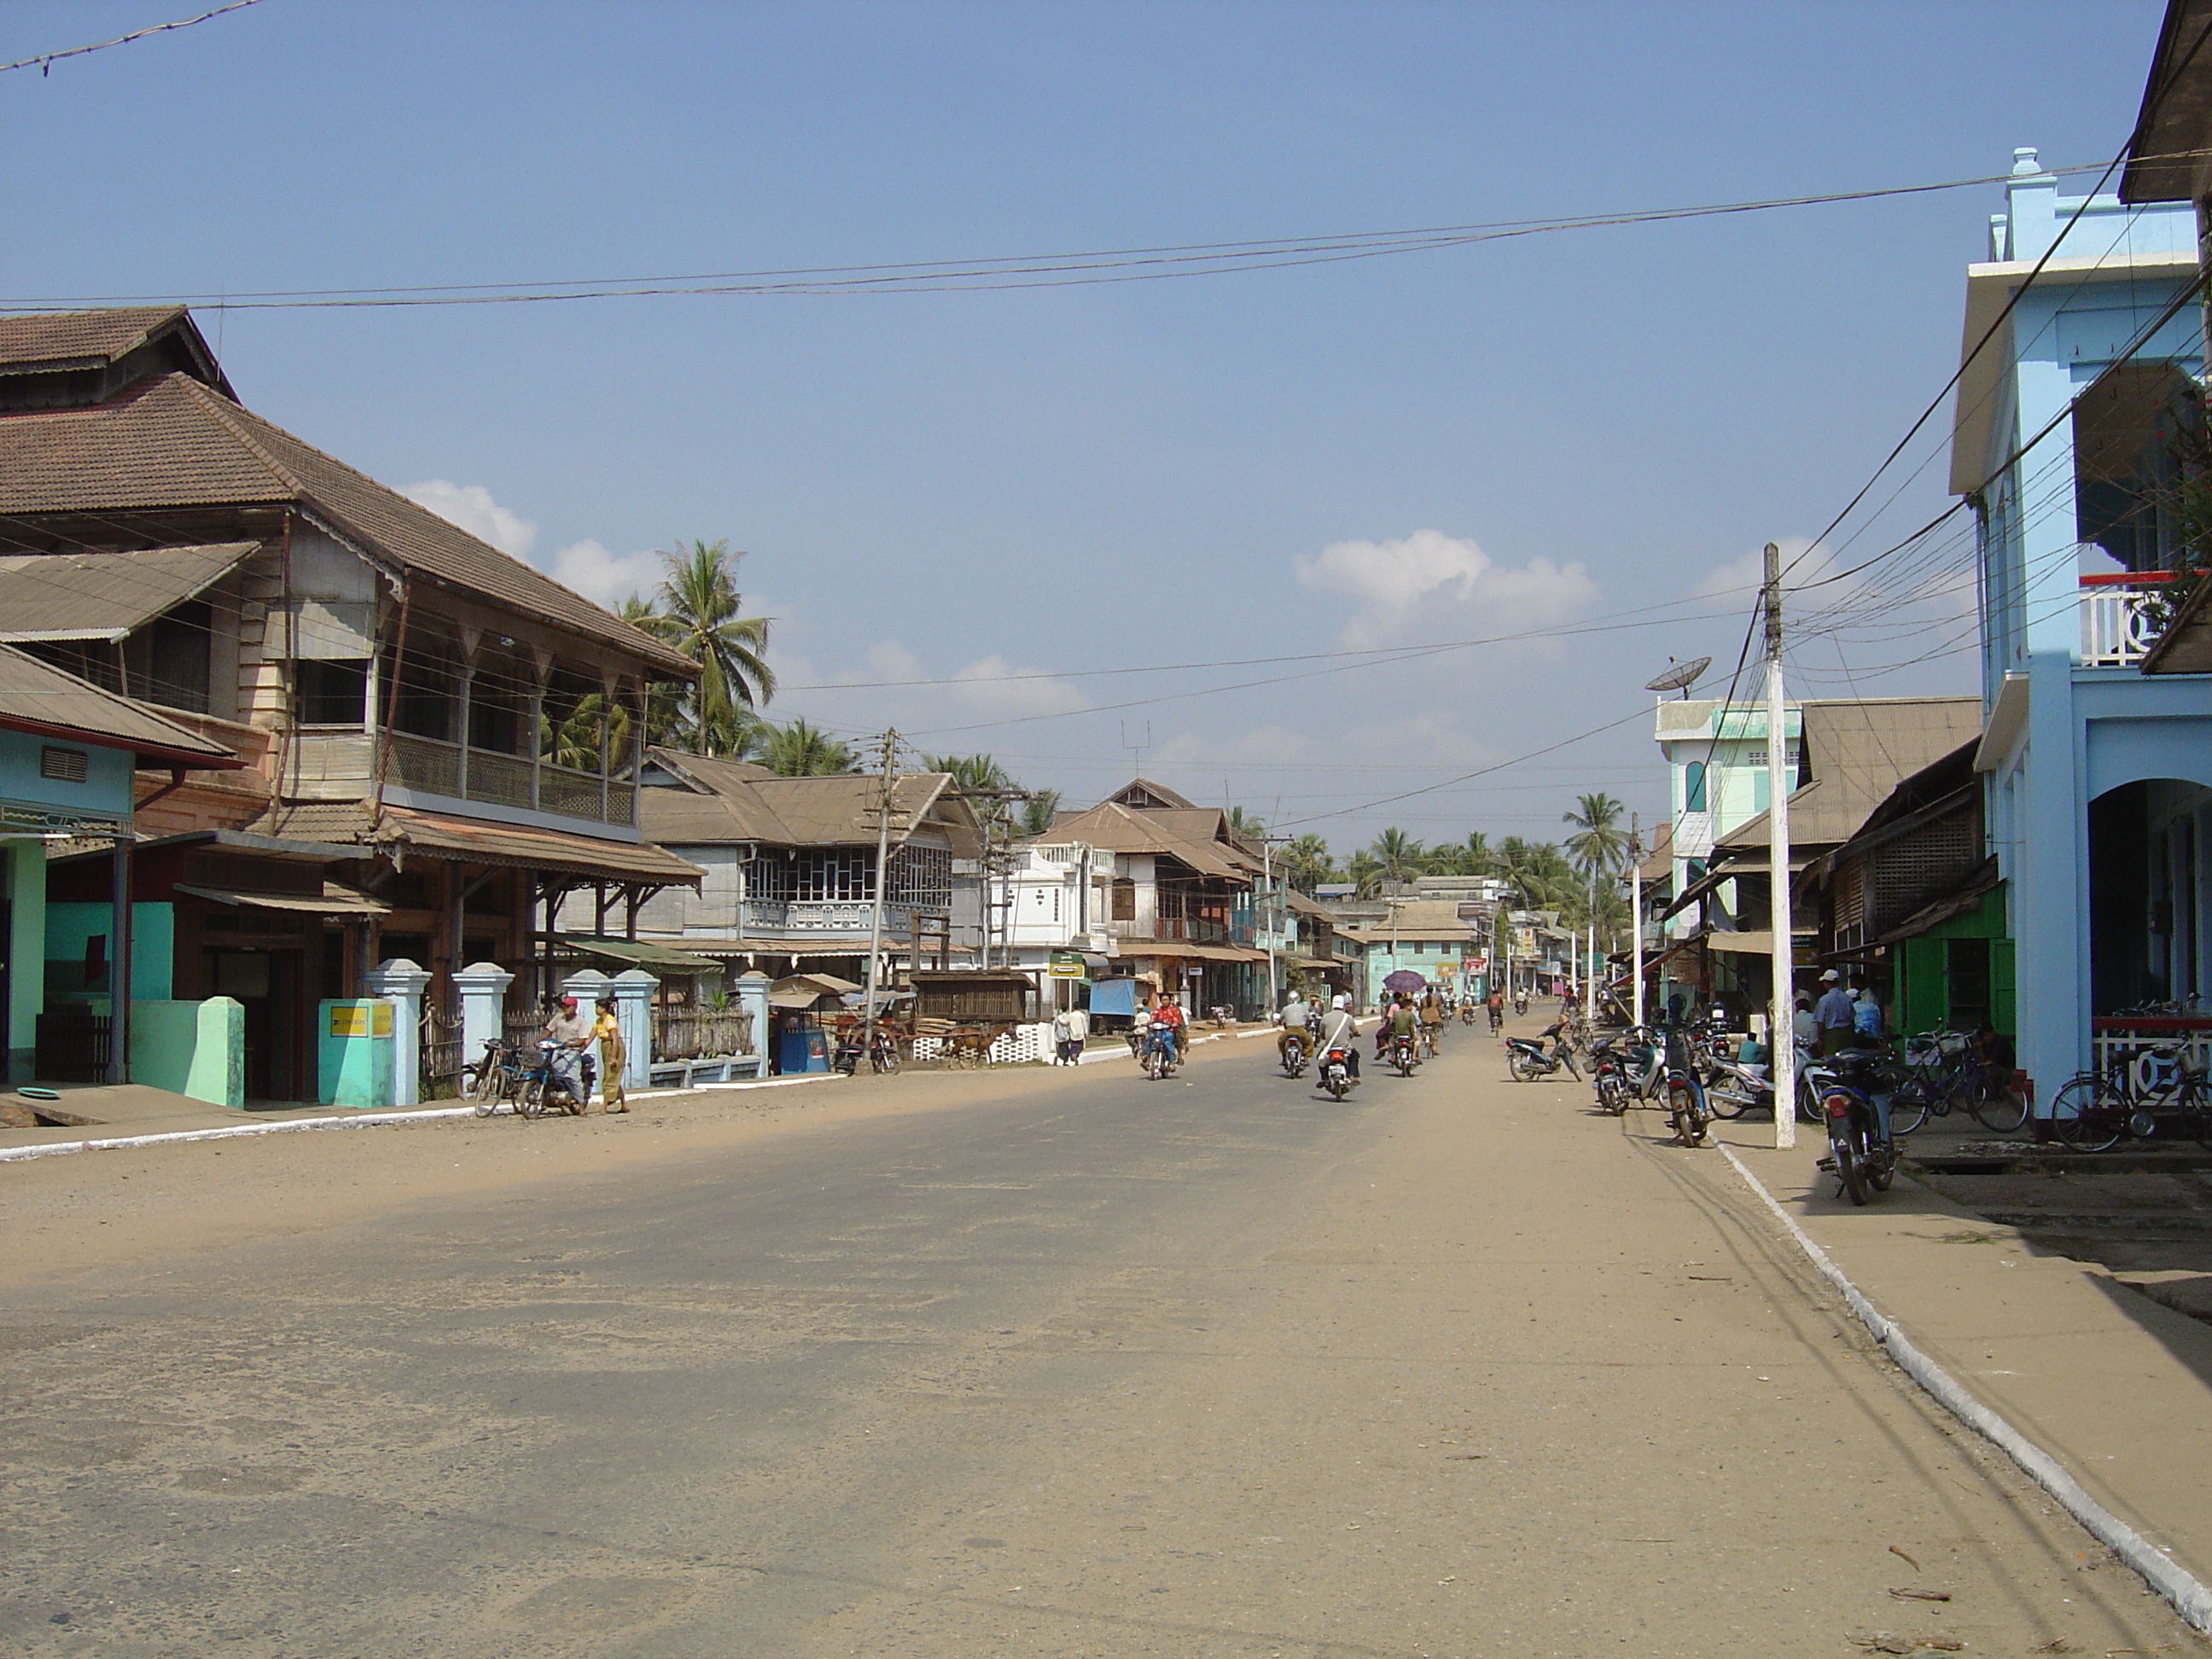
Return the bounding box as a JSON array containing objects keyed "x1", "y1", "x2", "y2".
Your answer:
[
  {"x1": 168, "y1": 375, "x2": 307, "y2": 497},
  {"x1": 178, "y1": 380, "x2": 690, "y2": 675}
]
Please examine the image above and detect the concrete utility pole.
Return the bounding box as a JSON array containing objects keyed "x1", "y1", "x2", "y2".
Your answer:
[
  {"x1": 1764, "y1": 543, "x2": 1796, "y2": 1150},
  {"x1": 1260, "y1": 835, "x2": 1284, "y2": 1016},
  {"x1": 861, "y1": 728, "x2": 899, "y2": 1066},
  {"x1": 1630, "y1": 812, "x2": 1644, "y2": 1030}
]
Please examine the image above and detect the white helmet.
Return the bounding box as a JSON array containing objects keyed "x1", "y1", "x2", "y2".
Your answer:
[{"x1": 1331, "y1": 992, "x2": 1350, "y2": 1010}]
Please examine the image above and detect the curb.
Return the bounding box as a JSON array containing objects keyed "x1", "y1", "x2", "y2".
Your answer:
[
  {"x1": 0, "y1": 1073, "x2": 835, "y2": 1166},
  {"x1": 1719, "y1": 1144, "x2": 2212, "y2": 1636}
]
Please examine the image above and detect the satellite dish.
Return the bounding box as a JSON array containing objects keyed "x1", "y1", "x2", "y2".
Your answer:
[{"x1": 1644, "y1": 655, "x2": 1711, "y2": 697}]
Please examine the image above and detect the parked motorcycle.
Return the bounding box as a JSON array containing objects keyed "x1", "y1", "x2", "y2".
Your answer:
[
  {"x1": 1318, "y1": 1045, "x2": 1354, "y2": 1101},
  {"x1": 1816, "y1": 1051, "x2": 1895, "y2": 1205},
  {"x1": 1506, "y1": 1022, "x2": 1580, "y2": 1083},
  {"x1": 1703, "y1": 1055, "x2": 1773, "y2": 1120},
  {"x1": 1589, "y1": 1026, "x2": 1663, "y2": 1114},
  {"x1": 1662, "y1": 1026, "x2": 1711, "y2": 1147}
]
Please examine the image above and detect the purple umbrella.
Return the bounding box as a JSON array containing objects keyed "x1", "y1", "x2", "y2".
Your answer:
[{"x1": 1382, "y1": 969, "x2": 1425, "y2": 994}]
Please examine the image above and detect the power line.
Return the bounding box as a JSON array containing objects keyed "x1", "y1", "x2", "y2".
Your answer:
[
  {"x1": 3, "y1": 154, "x2": 2190, "y2": 313},
  {"x1": 0, "y1": 0, "x2": 270, "y2": 77}
]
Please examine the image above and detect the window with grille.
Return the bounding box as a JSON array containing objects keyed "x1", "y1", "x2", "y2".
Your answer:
[
  {"x1": 794, "y1": 848, "x2": 873, "y2": 902},
  {"x1": 888, "y1": 843, "x2": 952, "y2": 909},
  {"x1": 744, "y1": 853, "x2": 795, "y2": 902}
]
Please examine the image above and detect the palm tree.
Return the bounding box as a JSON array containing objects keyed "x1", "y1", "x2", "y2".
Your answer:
[
  {"x1": 761, "y1": 718, "x2": 855, "y2": 777},
  {"x1": 1280, "y1": 834, "x2": 1336, "y2": 895},
  {"x1": 1367, "y1": 827, "x2": 1428, "y2": 886},
  {"x1": 1345, "y1": 850, "x2": 1385, "y2": 899},
  {"x1": 1019, "y1": 789, "x2": 1062, "y2": 837},
  {"x1": 1561, "y1": 792, "x2": 1630, "y2": 884},
  {"x1": 638, "y1": 539, "x2": 775, "y2": 753},
  {"x1": 924, "y1": 753, "x2": 1016, "y2": 798},
  {"x1": 1225, "y1": 805, "x2": 1266, "y2": 843}
]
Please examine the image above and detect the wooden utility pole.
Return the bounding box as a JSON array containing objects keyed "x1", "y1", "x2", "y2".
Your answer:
[
  {"x1": 861, "y1": 728, "x2": 900, "y2": 1064},
  {"x1": 1764, "y1": 543, "x2": 1796, "y2": 1150}
]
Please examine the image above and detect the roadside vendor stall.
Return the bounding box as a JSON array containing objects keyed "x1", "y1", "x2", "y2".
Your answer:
[
  {"x1": 767, "y1": 973, "x2": 860, "y2": 1074},
  {"x1": 908, "y1": 969, "x2": 1040, "y2": 1067}
]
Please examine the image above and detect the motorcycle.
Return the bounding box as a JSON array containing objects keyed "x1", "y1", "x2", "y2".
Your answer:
[
  {"x1": 1279, "y1": 1029, "x2": 1309, "y2": 1079},
  {"x1": 519, "y1": 1039, "x2": 592, "y2": 1118},
  {"x1": 1460, "y1": 1001, "x2": 1478, "y2": 1026},
  {"x1": 1318, "y1": 1045, "x2": 1354, "y2": 1101},
  {"x1": 1512, "y1": 992, "x2": 1529, "y2": 1017},
  {"x1": 834, "y1": 1025, "x2": 902, "y2": 1075},
  {"x1": 1506, "y1": 1022, "x2": 1580, "y2": 1082},
  {"x1": 1387, "y1": 1030, "x2": 1420, "y2": 1076},
  {"x1": 1703, "y1": 1055, "x2": 1773, "y2": 1120},
  {"x1": 1816, "y1": 1051, "x2": 1895, "y2": 1205},
  {"x1": 1143, "y1": 1025, "x2": 1181, "y2": 1080},
  {"x1": 1589, "y1": 1026, "x2": 1662, "y2": 1115},
  {"x1": 1662, "y1": 1026, "x2": 1712, "y2": 1147}
]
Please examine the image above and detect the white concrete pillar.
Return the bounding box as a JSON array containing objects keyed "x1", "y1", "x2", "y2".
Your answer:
[
  {"x1": 364, "y1": 958, "x2": 432, "y2": 1108},
  {"x1": 735, "y1": 969, "x2": 771, "y2": 1060},
  {"x1": 454, "y1": 960, "x2": 515, "y2": 1070},
  {"x1": 560, "y1": 967, "x2": 613, "y2": 1011},
  {"x1": 610, "y1": 968, "x2": 656, "y2": 1090}
]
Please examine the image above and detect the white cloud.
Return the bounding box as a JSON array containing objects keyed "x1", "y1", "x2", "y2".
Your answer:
[
  {"x1": 1295, "y1": 527, "x2": 1598, "y2": 649},
  {"x1": 542, "y1": 538, "x2": 662, "y2": 608},
  {"x1": 402, "y1": 480, "x2": 538, "y2": 558},
  {"x1": 947, "y1": 654, "x2": 1091, "y2": 716}
]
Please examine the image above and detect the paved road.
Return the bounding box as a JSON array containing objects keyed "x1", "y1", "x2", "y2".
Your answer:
[{"x1": 0, "y1": 1030, "x2": 2195, "y2": 1656}]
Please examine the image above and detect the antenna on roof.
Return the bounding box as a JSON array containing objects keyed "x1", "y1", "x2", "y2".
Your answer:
[
  {"x1": 1644, "y1": 655, "x2": 1712, "y2": 699},
  {"x1": 1120, "y1": 719, "x2": 1150, "y2": 775}
]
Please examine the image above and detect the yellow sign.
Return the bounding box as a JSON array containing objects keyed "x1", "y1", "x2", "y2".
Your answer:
[{"x1": 328, "y1": 1002, "x2": 394, "y2": 1039}]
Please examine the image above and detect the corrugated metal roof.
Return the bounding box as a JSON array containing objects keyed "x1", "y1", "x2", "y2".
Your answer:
[
  {"x1": 0, "y1": 543, "x2": 256, "y2": 643},
  {"x1": 0, "y1": 372, "x2": 695, "y2": 677},
  {"x1": 1714, "y1": 697, "x2": 1982, "y2": 853},
  {"x1": 0, "y1": 643, "x2": 236, "y2": 765},
  {"x1": 251, "y1": 800, "x2": 705, "y2": 885},
  {"x1": 638, "y1": 748, "x2": 985, "y2": 855}
]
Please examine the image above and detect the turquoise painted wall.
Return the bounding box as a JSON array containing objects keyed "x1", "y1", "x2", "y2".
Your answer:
[
  {"x1": 0, "y1": 728, "x2": 135, "y2": 819},
  {"x1": 46, "y1": 902, "x2": 174, "y2": 1003},
  {"x1": 7, "y1": 841, "x2": 44, "y2": 1082}
]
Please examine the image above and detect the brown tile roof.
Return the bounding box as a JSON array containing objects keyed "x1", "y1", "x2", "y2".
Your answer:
[
  {"x1": 0, "y1": 643, "x2": 238, "y2": 766},
  {"x1": 0, "y1": 373, "x2": 695, "y2": 678},
  {"x1": 0, "y1": 307, "x2": 190, "y2": 374},
  {"x1": 0, "y1": 543, "x2": 256, "y2": 643},
  {"x1": 1042, "y1": 800, "x2": 1258, "y2": 881}
]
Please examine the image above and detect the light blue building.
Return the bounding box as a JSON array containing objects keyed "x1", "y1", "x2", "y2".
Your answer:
[{"x1": 1950, "y1": 148, "x2": 2212, "y2": 1110}]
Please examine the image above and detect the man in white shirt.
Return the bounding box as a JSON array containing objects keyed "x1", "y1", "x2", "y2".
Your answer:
[
  {"x1": 1317, "y1": 999, "x2": 1362, "y2": 1084},
  {"x1": 1064, "y1": 1004, "x2": 1089, "y2": 1062}
]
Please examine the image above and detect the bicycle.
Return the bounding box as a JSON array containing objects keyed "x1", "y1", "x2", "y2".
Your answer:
[
  {"x1": 461, "y1": 1038, "x2": 527, "y2": 1117},
  {"x1": 1888, "y1": 1030, "x2": 2030, "y2": 1136},
  {"x1": 1418, "y1": 1023, "x2": 1441, "y2": 1061},
  {"x1": 2050, "y1": 1045, "x2": 2212, "y2": 1152}
]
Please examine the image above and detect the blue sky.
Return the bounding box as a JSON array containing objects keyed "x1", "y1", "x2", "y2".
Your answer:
[{"x1": 0, "y1": 0, "x2": 2169, "y2": 853}]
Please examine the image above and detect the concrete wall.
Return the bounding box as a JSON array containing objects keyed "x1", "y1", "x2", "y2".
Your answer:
[
  {"x1": 128, "y1": 997, "x2": 244, "y2": 1107},
  {"x1": 0, "y1": 728, "x2": 135, "y2": 822},
  {"x1": 46, "y1": 901, "x2": 174, "y2": 1003}
]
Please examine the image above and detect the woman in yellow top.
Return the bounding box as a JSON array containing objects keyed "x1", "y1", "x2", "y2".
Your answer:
[{"x1": 591, "y1": 998, "x2": 628, "y2": 1114}]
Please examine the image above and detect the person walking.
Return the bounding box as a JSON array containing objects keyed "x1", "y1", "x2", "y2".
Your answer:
[
  {"x1": 1063, "y1": 1002, "x2": 1089, "y2": 1066},
  {"x1": 1051, "y1": 1005, "x2": 1077, "y2": 1065},
  {"x1": 591, "y1": 997, "x2": 628, "y2": 1114}
]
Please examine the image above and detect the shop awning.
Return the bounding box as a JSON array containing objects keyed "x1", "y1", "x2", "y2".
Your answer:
[
  {"x1": 1705, "y1": 930, "x2": 1776, "y2": 955},
  {"x1": 1874, "y1": 859, "x2": 2002, "y2": 947},
  {"x1": 557, "y1": 934, "x2": 721, "y2": 974},
  {"x1": 252, "y1": 801, "x2": 706, "y2": 887},
  {"x1": 1122, "y1": 940, "x2": 1267, "y2": 963},
  {"x1": 175, "y1": 881, "x2": 389, "y2": 917}
]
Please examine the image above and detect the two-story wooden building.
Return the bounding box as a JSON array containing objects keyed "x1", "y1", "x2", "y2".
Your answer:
[{"x1": 0, "y1": 306, "x2": 702, "y2": 1099}]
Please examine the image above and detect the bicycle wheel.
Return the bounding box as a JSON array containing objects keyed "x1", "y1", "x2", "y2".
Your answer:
[
  {"x1": 1968, "y1": 1074, "x2": 2030, "y2": 1134},
  {"x1": 2050, "y1": 1074, "x2": 2122, "y2": 1152},
  {"x1": 1889, "y1": 1080, "x2": 1933, "y2": 1138},
  {"x1": 517, "y1": 1080, "x2": 546, "y2": 1120},
  {"x1": 463, "y1": 1065, "x2": 497, "y2": 1117}
]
